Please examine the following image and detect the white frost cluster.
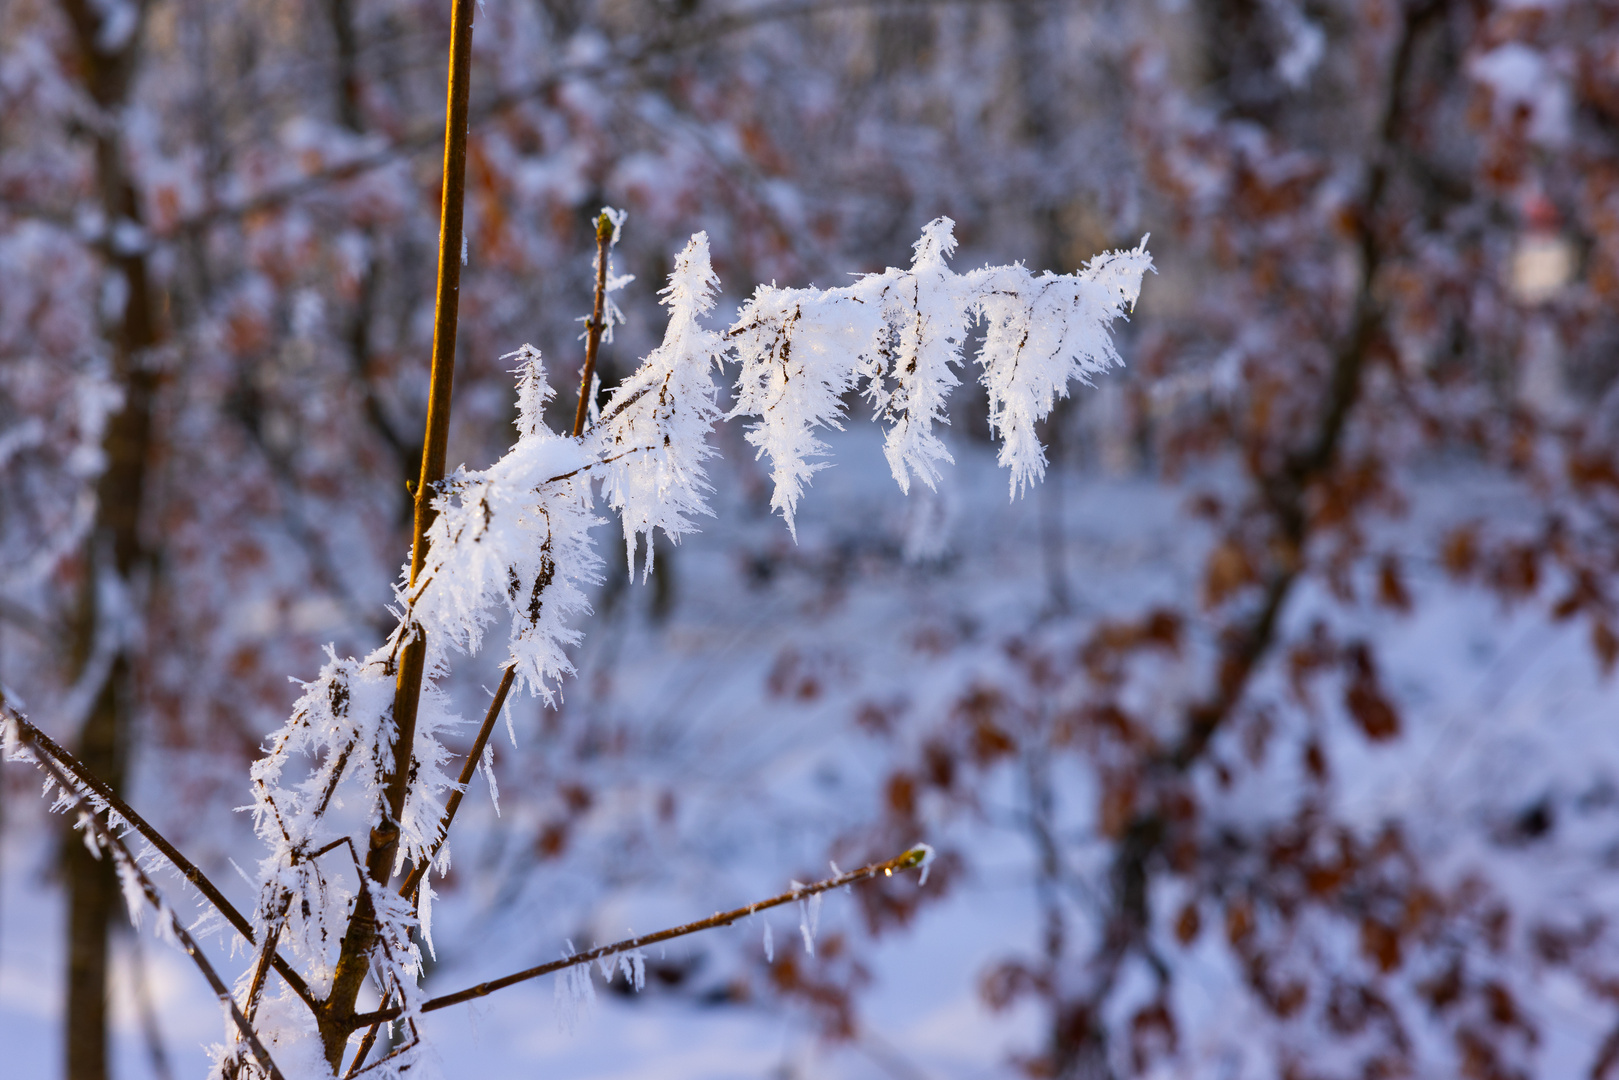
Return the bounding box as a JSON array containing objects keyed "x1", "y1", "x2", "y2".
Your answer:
[
  {"x1": 241, "y1": 641, "x2": 442, "y2": 1017},
  {"x1": 789, "y1": 879, "x2": 824, "y2": 956},
  {"x1": 730, "y1": 217, "x2": 1152, "y2": 531},
  {"x1": 234, "y1": 219, "x2": 1146, "y2": 1074},
  {"x1": 596, "y1": 233, "x2": 726, "y2": 578},
  {"x1": 412, "y1": 352, "x2": 600, "y2": 703}
]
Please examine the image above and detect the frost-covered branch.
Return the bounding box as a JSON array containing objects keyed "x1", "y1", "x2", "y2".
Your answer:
[
  {"x1": 207, "y1": 217, "x2": 1144, "y2": 1073},
  {"x1": 315, "y1": 0, "x2": 478, "y2": 1058},
  {"x1": 729, "y1": 217, "x2": 1151, "y2": 533},
  {"x1": 2, "y1": 706, "x2": 287, "y2": 1080},
  {"x1": 596, "y1": 231, "x2": 726, "y2": 577},
  {"x1": 0, "y1": 701, "x2": 319, "y2": 1011},
  {"x1": 396, "y1": 666, "x2": 515, "y2": 903}
]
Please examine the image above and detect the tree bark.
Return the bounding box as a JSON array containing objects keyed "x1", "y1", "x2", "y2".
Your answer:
[{"x1": 56, "y1": 2, "x2": 160, "y2": 1078}]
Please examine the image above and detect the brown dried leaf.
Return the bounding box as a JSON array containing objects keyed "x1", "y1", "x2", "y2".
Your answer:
[
  {"x1": 1344, "y1": 643, "x2": 1401, "y2": 741},
  {"x1": 1593, "y1": 620, "x2": 1618, "y2": 673},
  {"x1": 1100, "y1": 775, "x2": 1137, "y2": 838},
  {"x1": 1204, "y1": 540, "x2": 1256, "y2": 608},
  {"x1": 1377, "y1": 554, "x2": 1412, "y2": 612},
  {"x1": 1441, "y1": 525, "x2": 1480, "y2": 578},
  {"x1": 1175, "y1": 902, "x2": 1202, "y2": 945},
  {"x1": 1225, "y1": 898, "x2": 1254, "y2": 947},
  {"x1": 1360, "y1": 919, "x2": 1402, "y2": 973},
  {"x1": 886, "y1": 772, "x2": 917, "y2": 818}
]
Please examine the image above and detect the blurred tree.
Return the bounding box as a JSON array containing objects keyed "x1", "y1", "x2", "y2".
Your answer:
[{"x1": 4, "y1": 0, "x2": 1619, "y2": 1076}]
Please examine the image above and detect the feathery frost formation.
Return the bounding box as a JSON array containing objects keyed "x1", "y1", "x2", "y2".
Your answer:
[
  {"x1": 597, "y1": 233, "x2": 726, "y2": 579},
  {"x1": 413, "y1": 353, "x2": 600, "y2": 703},
  {"x1": 231, "y1": 219, "x2": 1146, "y2": 1074},
  {"x1": 730, "y1": 217, "x2": 1153, "y2": 531}
]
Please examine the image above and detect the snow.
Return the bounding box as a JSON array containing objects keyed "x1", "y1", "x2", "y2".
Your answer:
[
  {"x1": 596, "y1": 232, "x2": 726, "y2": 580},
  {"x1": 1470, "y1": 43, "x2": 1572, "y2": 148}
]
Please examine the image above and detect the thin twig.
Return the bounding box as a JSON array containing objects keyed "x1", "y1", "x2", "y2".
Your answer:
[
  {"x1": 19, "y1": 728, "x2": 287, "y2": 1080},
  {"x1": 241, "y1": 895, "x2": 291, "y2": 1021},
  {"x1": 342, "y1": 1015, "x2": 387, "y2": 1080},
  {"x1": 352, "y1": 662, "x2": 516, "y2": 1067},
  {"x1": 572, "y1": 212, "x2": 616, "y2": 438},
  {"x1": 345, "y1": 1028, "x2": 421, "y2": 1078},
  {"x1": 0, "y1": 707, "x2": 318, "y2": 1011},
  {"x1": 336, "y1": 654, "x2": 493, "y2": 1063},
  {"x1": 375, "y1": 0, "x2": 478, "y2": 880},
  {"x1": 356, "y1": 207, "x2": 613, "y2": 1066},
  {"x1": 350, "y1": 845, "x2": 934, "y2": 1025}
]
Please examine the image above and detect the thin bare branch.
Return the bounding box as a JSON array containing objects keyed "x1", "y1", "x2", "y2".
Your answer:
[
  {"x1": 242, "y1": 896, "x2": 291, "y2": 1021},
  {"x1": 342, "y1": 1017, "x2": 387, "y2": 1080},
  {"x1": 350, "y1": 845, "x2": 935, "y2": 1026},
  {"x1": 326, "y1": 0, "x2": 478, "y2": 1059},
  {"x1": 341, "y1": 663, "x2": 514, "y2": 1071},
  {"x1": 572, "y1": 213, "x2": 615, "y2": 438},
  {"x1": 0, "y1": 704, "x2": 319, "y2": 1011}
]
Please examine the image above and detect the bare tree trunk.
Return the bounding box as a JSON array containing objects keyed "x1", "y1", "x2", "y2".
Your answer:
[
  {"x1": 56, "y1": 2, "x2": 160, "y2": 1077},
  {"x1": 62, "y1": 668, "x2": 123, "y2": 1080}
]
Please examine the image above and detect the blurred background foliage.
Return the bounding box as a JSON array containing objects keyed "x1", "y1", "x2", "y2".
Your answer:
[{"x1": 5, "y1": 0, "x2": 1619, "y2": 1077}]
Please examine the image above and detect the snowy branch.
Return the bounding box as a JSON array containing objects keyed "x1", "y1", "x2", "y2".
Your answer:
[{"x1": 0, "y1": 701, "x2": 319, "y2": 1011}]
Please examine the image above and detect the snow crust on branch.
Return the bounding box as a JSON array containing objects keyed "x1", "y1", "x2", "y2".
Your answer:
[
  {"x1": 597, "y1": 233, "x2": 725, "y2": 578},
  {"x1": 413, "y1": 352, "x2": 599, "y2": 703},
  {"x1": 239, "y1": 356, "x2": 607, "y2": 1049}
]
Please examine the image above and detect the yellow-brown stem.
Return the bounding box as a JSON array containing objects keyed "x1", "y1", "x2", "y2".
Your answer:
[
  {"x1": 572, "y1": 212, "x2": 616, "y2": 438},
  {"x1": 323, "y1": 0, "x2": 477, "y2": 1067}
]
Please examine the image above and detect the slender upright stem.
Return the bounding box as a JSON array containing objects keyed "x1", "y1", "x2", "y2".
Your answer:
[
  {"x1": 383, "y1": 0, "x2": 478, "y2": 882},
  {"x1": 323, "y1": 0, "x2": 476, "y2": 1063},
  {"x1": 349, "y1": 209, "x2": 617, "y2": 1074},
  {"x1": 572, "y1": 213, "x2": 615, "y2": 438}
]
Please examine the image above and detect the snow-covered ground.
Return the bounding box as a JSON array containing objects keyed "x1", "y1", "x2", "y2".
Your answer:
[{"x1": 4, "y1": 423, "x2": 1616, "y2": 1078}]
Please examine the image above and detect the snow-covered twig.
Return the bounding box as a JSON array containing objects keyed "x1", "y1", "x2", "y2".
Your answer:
[
  {"x1": 227, "y1": 214, "x2": 1140, "y2": 1071},
  {"x1": 0, "y1": 701, "x2": 319, "y2": 1011},
  {"x1": 398, "y1": 664, "x2": 516, "y2": 901},
  {"x1": 728, "y1": 218, "x2": 1151, "y2": 533}
]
